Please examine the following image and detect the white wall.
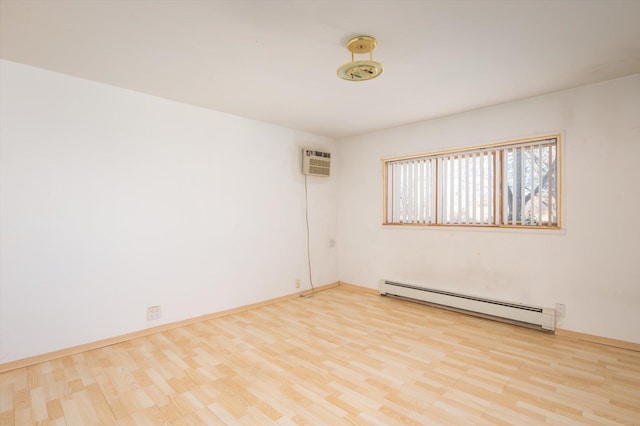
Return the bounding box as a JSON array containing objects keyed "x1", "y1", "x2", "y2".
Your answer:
[
  {"x1": 0, "y1": 60, "x2": 339, "y2": 363},
  {"x1": 337, "y1": 74, "x2": 640, "y2": 343},
  {"x1": 2, "y1": 60, "x2": 638, "y2": 364}
]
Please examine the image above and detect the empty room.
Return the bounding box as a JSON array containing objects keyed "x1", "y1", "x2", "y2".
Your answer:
[{"x1": 1, "y1": 0, "x2": 639, "y2": 424}]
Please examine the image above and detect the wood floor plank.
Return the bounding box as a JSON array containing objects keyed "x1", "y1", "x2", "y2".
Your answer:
[{"x1": 2, "y1": 285, "x2": 639, "y2": 424}]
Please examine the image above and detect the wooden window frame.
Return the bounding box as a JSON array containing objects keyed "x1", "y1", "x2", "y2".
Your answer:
[{"x1": 382, "y1": 134, "x2": 562, "y2": 229}]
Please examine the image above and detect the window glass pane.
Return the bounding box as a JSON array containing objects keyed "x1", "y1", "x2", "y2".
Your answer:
[
  {"x1": 502, "y1": 141, "x2": 557, "y2": 226},
  {"x1": 441, "y1": 152, "x2": 494, "y2": 224},
  {"x1": 388, "y1": 159, "x2": 435, "y2": 224}
]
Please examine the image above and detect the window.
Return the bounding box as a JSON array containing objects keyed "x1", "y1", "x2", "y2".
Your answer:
[{"x1": 383, "y1": 135, "x2": 560, "y2": 228}]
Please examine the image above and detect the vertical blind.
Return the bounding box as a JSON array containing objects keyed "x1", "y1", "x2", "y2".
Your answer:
[
  {"x1": 387, "y1": 158, "x2": 435, "y2": 224},
  {"x1": 384, "y1": 136, "x2": 559, "y2": 228},
  {"x1": 439, "y1": 151, "x2": 494, "y2": 225},
  {"x1": 501, "y1": 140, "x2": 557, "y2": 226}
]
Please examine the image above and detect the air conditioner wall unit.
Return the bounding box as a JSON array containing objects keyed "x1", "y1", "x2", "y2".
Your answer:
[{"x1": 302, "y1": 148, "x2": 331, "y2": 177}]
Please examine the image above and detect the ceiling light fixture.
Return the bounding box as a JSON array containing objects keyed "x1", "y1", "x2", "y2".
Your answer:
[{"x1": 337, "y1": 35, "x2": 383, "y2": 81}]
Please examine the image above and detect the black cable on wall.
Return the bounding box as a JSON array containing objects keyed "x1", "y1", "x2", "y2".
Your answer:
[{"x1": 303, "y1": 174, "x2": 315, "y2": 297}]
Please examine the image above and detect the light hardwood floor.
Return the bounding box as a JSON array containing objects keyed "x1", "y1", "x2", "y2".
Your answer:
[{"x1": 1, "y1": 285, "x2": 639, "y2": 425}]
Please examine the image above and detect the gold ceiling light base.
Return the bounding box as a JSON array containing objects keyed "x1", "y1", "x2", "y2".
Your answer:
[{"x1": 337, "y1": 35, "x2": 384, "y2": 81}]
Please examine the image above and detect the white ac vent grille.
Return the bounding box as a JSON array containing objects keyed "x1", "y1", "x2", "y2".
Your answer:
[{"x1": 302, "y1": 149, "x2": 331, "y2": 177}]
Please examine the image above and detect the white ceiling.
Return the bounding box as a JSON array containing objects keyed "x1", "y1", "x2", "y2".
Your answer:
[{"x1": 1, "y1": 0, "x2": 639, "y2": 139}]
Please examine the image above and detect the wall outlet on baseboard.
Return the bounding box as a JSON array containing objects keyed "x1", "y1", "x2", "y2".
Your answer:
[
  {"x1": 555, "y1": 303, "x2": 566, "y2": 318},
  {"x1": 295, "y1": 278, "x2": 301, "y2": 289},
  {"x1": 147, "y1": 305, "x2": 161, "y2": 321}
]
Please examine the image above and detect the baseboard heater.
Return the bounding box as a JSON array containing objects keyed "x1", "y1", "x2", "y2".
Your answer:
[{"x1": 379, "y1": 280, "x2": 555, "y2": 331}]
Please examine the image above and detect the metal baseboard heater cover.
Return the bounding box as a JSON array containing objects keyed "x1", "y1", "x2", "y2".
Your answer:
[{"x1": 379, "y1": 280, "x2": 555, "y2": 331}]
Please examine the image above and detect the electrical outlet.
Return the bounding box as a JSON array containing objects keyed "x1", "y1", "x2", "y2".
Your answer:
[
  {"x1": 147, "y1": 305, "x2": 161, "y2": 321},
  {"x1": 555, "y1": 303, "x2": 566, "y2": 318},
  {"x1": 295, "y1": 278, "x2": 301, "y2": 289},
  {"x1": 329, "y1": 239, "x2": 335, "y2": 248}
]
